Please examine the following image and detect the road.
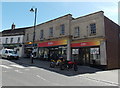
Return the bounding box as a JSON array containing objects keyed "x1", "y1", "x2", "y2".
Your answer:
[{"x1": 0, "y1": 58, "x2": 119, "y2": 86}]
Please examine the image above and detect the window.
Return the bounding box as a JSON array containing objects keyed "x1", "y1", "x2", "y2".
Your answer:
[
  {"x1": 18, "y1": 37, "x2": 20, "y2": 43},
  {"x1": 90, "y1": 48, "x2": 100, "y2": 59},
  {"x1": 74, "y1": 27, "x2": 80, "y2": 37},
  {"x1": 6, "y1": 38, "x2": 8, "y2": 44},
  {"x1": 11, "y1": 38, "x2": 13, "y2": 43},
  {"x1": 5, "y1": 50, "x2": 8, "y2": 54},
  {"x1": 60, "y1": 24, "x2": 65, "y2": 35},
  {"x1": 40, "y1": 30, "x2": 44, "y2": 39},
  {"x1": 49, "y1": 27, "x2": 53, "y2": 37},
  {"x1": 27, "y1": 34, "x2": 29, "y2": 41},
  {"x1": 90, "y1": 23, "x2": 96, "y2": 35}
]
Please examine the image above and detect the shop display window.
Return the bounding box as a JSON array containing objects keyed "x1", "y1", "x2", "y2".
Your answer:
[{"x1": 90, "y1": 48, "x2": 100, "y2": 59}]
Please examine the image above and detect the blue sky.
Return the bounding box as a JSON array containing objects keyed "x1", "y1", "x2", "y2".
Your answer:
[{"x1": 1, "y1": 2, "x2": 118, "y2": 31}]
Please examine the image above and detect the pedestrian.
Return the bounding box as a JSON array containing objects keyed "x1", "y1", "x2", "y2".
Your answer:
[{"x1": 31, "y1": 53, "x2": 34, "y2": 63}]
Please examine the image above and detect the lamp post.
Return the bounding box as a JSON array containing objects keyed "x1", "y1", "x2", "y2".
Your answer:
[{"x1": 30, "y1": 7, "x2": 37, "y2": 64}]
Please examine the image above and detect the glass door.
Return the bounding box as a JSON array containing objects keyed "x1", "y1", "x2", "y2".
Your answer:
[{"x1": 80, "y1": 48, "x2": 90, "y2": 65}]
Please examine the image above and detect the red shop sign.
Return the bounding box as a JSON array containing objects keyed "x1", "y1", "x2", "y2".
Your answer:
[
  {"x1": 71, "y1": 41, "x2": 100, "y2": 47},
  {"x1": 38, "y1": 39, "x2": 67, "y2": 47}
]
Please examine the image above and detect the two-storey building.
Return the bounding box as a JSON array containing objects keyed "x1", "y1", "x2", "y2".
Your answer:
[
  {"x1": 2, "y1": 23, "x2": 31, "y2": 57},
  {"x1": 24, "y1": 11, "x2": 120, "y2": 69}
]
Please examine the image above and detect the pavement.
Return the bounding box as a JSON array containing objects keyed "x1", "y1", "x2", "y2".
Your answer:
[{"x1": 8, "y1": 57, "x2": 119, "y2": 86}]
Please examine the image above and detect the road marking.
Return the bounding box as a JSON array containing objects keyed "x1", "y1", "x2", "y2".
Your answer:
[
  {"x1": 24, "y1": 69, "x2": 30, "y2": 71},
  {"x1": 2, "y1": 71, "x2": 7, "y2": 72},
  {"x1": 0, "y1": 65, "x2": 12, "y2": 69},
  {"x1": 14, "y1": 70, "x2": 23, "y2": 73},
  {"x1": 36, "y1": 75, "x2": 46, "y2": 81},
  {"x1": 10, "y1": 64, "x2": 25, "y2": 68},
  {"x1": 36, "y1": 75, "x2": 62, "y2": 86}
]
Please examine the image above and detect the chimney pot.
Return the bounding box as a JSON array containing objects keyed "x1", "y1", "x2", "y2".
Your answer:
[{"x1": 11, "y1": 23, "x2": 15, "y2": 30}]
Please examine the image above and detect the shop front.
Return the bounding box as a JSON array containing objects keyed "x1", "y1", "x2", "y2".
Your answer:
[
  {"x1": 24, "y1": 43, "x2": 37, "y2": 58},
  {"x1": 38, "y1": 39, "x2": 68, "y2": 61},
  {"x1": 71, "y1": 40, "x2": 101, "y2": 66}
]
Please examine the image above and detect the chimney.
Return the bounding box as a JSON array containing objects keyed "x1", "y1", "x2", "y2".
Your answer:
[{"x1": 11, "y1": 23, "x2": 15, "y2": 30}]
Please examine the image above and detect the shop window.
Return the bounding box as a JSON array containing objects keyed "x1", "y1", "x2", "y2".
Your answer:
[
  {"x1": 74, "y1": 27, "x2": 80, "y2": 37},
  {"x1": 90, "y1": 23, "x2": 96, "y2": 35},
  {"x1": 90, "y1": 48, "x2": 100, "y2": 60},
  {"x1": 17, "y1": 37, "x2": 20, "y2": 43},
  {"x1": 49, "y1": 27, "x2": 53, "y2": 37},
  {"x1": 11, "y1": 38, "x2": 13, "y2": 43},
  {"x1": 40, "y1": 30, "x2": 44, "y2": 39},
  {"x1": 72, "y1": 49, "x2": 79, "y2": 54},
  {"x1": 60, "y1": 24, "x2": 65, "y2": 35}
]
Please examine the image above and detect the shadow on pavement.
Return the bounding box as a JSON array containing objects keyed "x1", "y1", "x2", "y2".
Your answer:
[{"x1": 3, "y1": 58, "x2": 103, "y2": 76}]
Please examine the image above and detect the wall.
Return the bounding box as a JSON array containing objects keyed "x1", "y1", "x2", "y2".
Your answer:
[
  {"x1": 35, "y1": 14, "x2": 72, "y2": 42},
  {"x1": 24, "y1": 27, "x2": 34, "y2": 43},
  {"x1": 104, "y1": 16, "x2": 120, "y2": 69},
  {"x1": 71, "y1": 11, "x2": 105, "y2": 40},
  {"x1": 2, "y1": 35, "x2": 24, "y2": 44}
]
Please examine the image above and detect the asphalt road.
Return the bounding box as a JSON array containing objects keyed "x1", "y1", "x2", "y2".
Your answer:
[{"x1": 0, "y1": 58, "x2": 119, "y2": 86}]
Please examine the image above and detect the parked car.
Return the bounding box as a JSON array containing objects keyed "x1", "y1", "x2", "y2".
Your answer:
[{"x1": 1, "y1": 49, "x2": 19, "y2": 59}]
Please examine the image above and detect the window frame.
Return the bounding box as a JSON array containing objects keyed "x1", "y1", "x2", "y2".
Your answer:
[
  {"x1": 74, "y1": 26, "x2": 80, "y2": 37},
  {"x1": 10, "y1": 38, "x2": 13, "y2": 43},
  {"x1": 60, "y1": 24, "x2": 65, "y2": 35},
  {"x1": 6, "y1": 38, "x2": 8, "y2": 44},
  {"x1": 26, "y1": 34, "x2": 29, "y2": 41},
  {"x1": 17, "y1": 37, "x2": 20, "y2": 43},
  {"x1": 90, "y1": 23, "x2": 96, "y2": 35},
  {"x1": 49, "y1": 27, "x2": 53, "y2": 37},
  {"x1": 40, "y1": 30, "x2": 44, "y2": 39}
]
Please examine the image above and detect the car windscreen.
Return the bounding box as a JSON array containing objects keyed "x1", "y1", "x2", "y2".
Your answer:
[{"x1": 9, "y1": 51, "x2": 17, "y2": 54}]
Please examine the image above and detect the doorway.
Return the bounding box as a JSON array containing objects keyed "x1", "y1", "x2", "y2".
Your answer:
[{"x1": 79, "y1": 48, "x2": 90, "y2": 65}]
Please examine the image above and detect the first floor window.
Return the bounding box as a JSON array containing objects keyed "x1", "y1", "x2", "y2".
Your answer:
[
  {"x1": 60, "y1": 24, "x2": 65, "y2": 35},
  {"x1": 40, "y1": 30, "x2": 44, "y2": 39},
  {"x1": 11, "y1": 38, "x2": 13, "y2": 43},
  {"x1": 18, "y1": 37, "x2": 20, "y2": 43},
  {"x1": 49, "y1": 27, "x2": 53, "y2": 37},
  {"x1": 74, "y1": 27, "x2": 80, "y2": 37},
  {"x1": 27, "y1": 34, "x2": 29, "y2": 41},
  {"x1": 6, "y1": 38, "x2": 8, "y2": 44},
  {"x1": 90, "y1": 23, "x2": 96, "y2": 35}
]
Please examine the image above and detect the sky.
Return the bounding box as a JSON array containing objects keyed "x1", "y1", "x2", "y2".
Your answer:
[{"x1": 1, "y1": 1, "x2": 119, "y2": 31}]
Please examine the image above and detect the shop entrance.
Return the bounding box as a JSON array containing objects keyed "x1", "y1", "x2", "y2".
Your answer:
[{"x1": 79, "y1": 48, "x2": 90, "y2": 65}]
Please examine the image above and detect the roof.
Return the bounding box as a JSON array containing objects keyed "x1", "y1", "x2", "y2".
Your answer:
[
  {"x1": 2, "y1": 26, "x2": 32, "y2": 36},
  {"x1": 74, "y1": 11, "x2": 104, "y2": 20},
  {"x1": 37, "y1": 14, "x2": 72, "y2": 26}
]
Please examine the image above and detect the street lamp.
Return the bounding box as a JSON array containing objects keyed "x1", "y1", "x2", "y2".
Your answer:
[{"x1": 30, "y1": 7, "x2": 37, "y2": 63}]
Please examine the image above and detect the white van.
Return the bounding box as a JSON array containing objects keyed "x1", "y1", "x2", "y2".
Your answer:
[{"x1": 1, "y1": 49, "x2": 19, "y2": 59}]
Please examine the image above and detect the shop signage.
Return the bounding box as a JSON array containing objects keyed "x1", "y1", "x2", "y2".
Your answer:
[
  {"x1": 3, "y1": 44, "x2": 20, "y2": 47},
  {"x1": 71, "y1": 41, "x2": 100, "y2": 47},
  {"x1": 25, "y1": 44, "x2": 37, "y2": 47},
  {"x1": 38, "y1": 39, "x2": 67, "y2": 47}
]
